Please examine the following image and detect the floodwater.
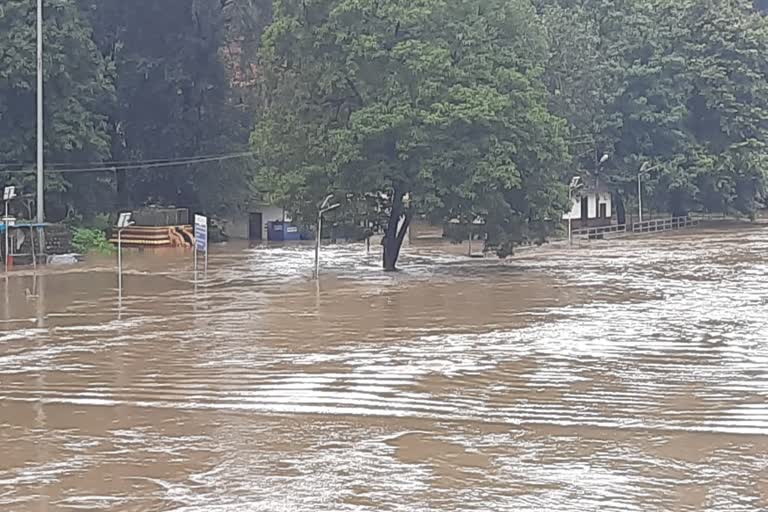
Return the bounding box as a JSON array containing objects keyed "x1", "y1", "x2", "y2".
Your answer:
[{"x1": 1, "y1": 226, "x2": 767, "y2": 511}]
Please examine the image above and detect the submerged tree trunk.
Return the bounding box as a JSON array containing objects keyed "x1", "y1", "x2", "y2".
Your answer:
[
  {"x1": 614, "y1": 192, "x2": 626, "y2": 226},
  {"x1": 382, "y1": 187, "x2": 411, "y2": 271},
  {"x1": 670, "y1": 190, "x2": 688, "y2": 218}
]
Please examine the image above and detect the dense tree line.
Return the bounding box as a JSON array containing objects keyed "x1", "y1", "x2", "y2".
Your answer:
[
  {"x1": 257, "y1": 0, "x2": 768, "y2": 267},
  {"x1": 1, "y1": 0, "x2": 767, "y2": 268},
  {"x1": 253, "y1": 0, "x2": 569, "y2": 266},
  {"x1": 0, "y1": 0, "x2": 267, "y2": 221},
  {"x1": 538, "y1": 0, "x2": 768, "y2": 222}
]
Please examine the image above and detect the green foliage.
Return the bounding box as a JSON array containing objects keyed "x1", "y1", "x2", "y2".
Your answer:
[
  {"x1": 539, "y1": 0, "x2": 768, "y2": 217},
  {"x1": 3, "y1": 0, "x2": 768, "y2": 270},
  {"x1": 63, "y1": 211, "x2": 112, "y2": 231},
  {"x1": 253, "y1": 0, "x2": 570, "y2": 266},
  {"x1": 1, "y1": 0, "x2": 260, "y2": 221},
  {"x1": 79, "y1": 0, "x2": 254, "y2": 216},
  {"x1": 0, "y1": 0, "x2": 114, "y2": 219},
  {"x1": 71, "y1": 227, "x2": 114, "y2": 255}
]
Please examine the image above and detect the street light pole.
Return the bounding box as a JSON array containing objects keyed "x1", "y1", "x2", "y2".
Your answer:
[
  {"x1": 116, "y1": 212, "x2": 133, "y2": 303},
  {"x1": 36, "y1": 0, "x2": 44, "y2": 225},
  {"x1": 637, "y1": 171, "x2": 643, "y2": 225},
  {"x1": 568, "y1": 177, "x2": 582, "y2": 246},
  {"x1": 4, "y1": 200, "x2": 9, "y2": 273},
  {"x1": 3, "y1": 187, "x2": 17, "y2": 273},
  {"x1": 314, "y1": 212, "x2": 323, "y2": 278},
  {"x1": 117, "y1": 227, "x2": 123, "y2": 294},
  {"x1": 568, "y1": 187, "x2": 573, "y2": 245},
  {"x1": 314, "y1": 194, "x2": 340, "y2": 279}
]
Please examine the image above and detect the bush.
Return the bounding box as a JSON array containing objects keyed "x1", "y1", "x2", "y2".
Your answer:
[
  {"x1": 64, "y1": 211, "x2": 112, "y2": 231},
  {"x1": 71, "y1": 228, "x2": 114, "y2": 255}
]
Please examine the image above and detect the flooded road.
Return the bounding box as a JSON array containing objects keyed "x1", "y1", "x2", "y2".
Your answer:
[{"x1": 1, "y1": 226, "x2": 768, "y2": 511}]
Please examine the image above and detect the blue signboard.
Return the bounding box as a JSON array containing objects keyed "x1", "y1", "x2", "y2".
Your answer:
[{"x1": 194, "y1": 214, "x2": 208, "y2": 251}]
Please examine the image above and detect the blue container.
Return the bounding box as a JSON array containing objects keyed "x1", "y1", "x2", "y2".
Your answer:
[
  {"x1": 267, "y1": 221, "x2": 284, "y2": 241},
  {"x1": 267, "y1": 221, "x2": 301, "y2": 242},
  {"x1": 283, "y1": 224, "x2": 301, "y2": 241}
]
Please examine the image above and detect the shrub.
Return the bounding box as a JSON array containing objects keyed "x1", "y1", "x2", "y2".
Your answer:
[{"x1": 71, "y1": 228, "x2": 114, "y2": 255}]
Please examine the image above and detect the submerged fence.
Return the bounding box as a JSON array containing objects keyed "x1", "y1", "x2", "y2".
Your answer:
[{"x1": 570, "y1": 216, "x2": 700, "y2": 241}]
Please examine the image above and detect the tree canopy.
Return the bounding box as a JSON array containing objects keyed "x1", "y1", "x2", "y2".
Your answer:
[
  {"x1": 1, "y1": 0, "x2": 258, "y2": 222},
  {"x1": 0, "y1": 0, "x2": 113, "y2": 219},
  {"x1": 79, "y1": 0, "x2": 254, "y2": 215},
  {"x1": 253, "y1": 0, "x2": 570, "y2": 268},
  {"x1": 1, "y1": 0, "x2": 767, "y2": 268},
  {"x1": 539, "y1": 0, "x2": 768, "y2": 220}
]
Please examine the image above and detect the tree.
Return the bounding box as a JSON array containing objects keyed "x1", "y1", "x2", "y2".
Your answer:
[
  {"x1": 220, "y1": 0, "x2": 273, "y2": 99},
  {"x1": 0, "y1": 0, "x2": 114, "y2": 220},
  {"x1": 538, "y1": 0, "x2": 768, "y2": 219},
  {"x1": 79, "y1": 0, "x2": 253, "y2": 216},
  {"x1": 252, "y1": 0, "x2": 569, "y2": 270}
]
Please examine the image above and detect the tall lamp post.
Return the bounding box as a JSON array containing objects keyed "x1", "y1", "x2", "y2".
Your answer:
[
  {"x1": 116, "y1": 212, "x2": 134, "y2": 299},
  {"x1": 637, "y1": 162, "x2": 663, "y2": 225},
  {"x1": 568, "y1": 177, "x2": 583, "y2": 246},
  {"x1": 36, "y1": 0, "x2": 44, "y2": 225},
  {"x1": 595, "y1": 153, "x2": 610, "y2": 185},
  {"x1": 314, "y1": 194, "x2": 340, "y2": 279},
  {"x1": 3, "y1": 187, "x2": 17, "y2": 272}
]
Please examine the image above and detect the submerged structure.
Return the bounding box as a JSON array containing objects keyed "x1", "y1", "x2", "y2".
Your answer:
[{"x1": 109, "y1": 207, "x2": 194, "y2": 248}]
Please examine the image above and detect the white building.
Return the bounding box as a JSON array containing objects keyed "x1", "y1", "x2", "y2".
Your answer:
[
  {"x1": 562, "y1": 185, "x2": 613, "y2": 227},
  {"x1": 222, "y1": 205, "x2": 287, "y2": 240}
]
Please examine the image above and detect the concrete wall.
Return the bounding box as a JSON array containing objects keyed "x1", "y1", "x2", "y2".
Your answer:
[
  {"x1": 563, "y1": 192, "x2": 613, "y2": 221},
  {"x1": 222, "y1": 205, "x2": 287, "y2": 240},
  {"x1": 564, "y1": 198, "x2": 581, "y2": 220},
  {"x1": 589, "y1": 193, "x2": 612, "y2": 219},
  {"x1": 587, "y1": 194, "x2": 598, "y2": 219},
  {"x1": 598, "y1": 192, "x2": 612, "y2": 219}
]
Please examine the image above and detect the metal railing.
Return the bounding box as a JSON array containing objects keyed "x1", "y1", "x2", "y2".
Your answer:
[
  {"x1": 631, "y1": 216, "x2": 699, "y2": 233},
  {"x1": 570, "y1": 216, "x2": 700, "y2": 241},
  {"x1": 571, "y1": 223, "x2": 629, "y2": 239}
]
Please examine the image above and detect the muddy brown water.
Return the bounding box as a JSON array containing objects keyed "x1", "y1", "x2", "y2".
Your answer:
[{"x1": 1, "y1": 227, "x2": 768, "y2": 511}]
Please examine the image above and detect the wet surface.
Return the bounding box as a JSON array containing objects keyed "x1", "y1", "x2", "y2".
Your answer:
[{"x1": 1, "y1": 227, "x2": 767, "y2": 511}]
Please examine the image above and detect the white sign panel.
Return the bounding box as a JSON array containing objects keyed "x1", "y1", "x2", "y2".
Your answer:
[
  {"x1": 117, "y1": 212, "x2": 133, "y2": 228},
  {"x1": 194, "y1": 214, "x2": 208, "y2": 251}
]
